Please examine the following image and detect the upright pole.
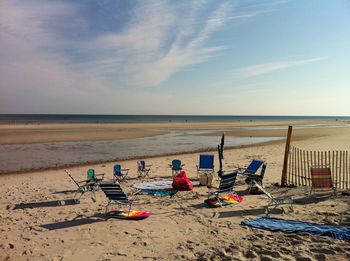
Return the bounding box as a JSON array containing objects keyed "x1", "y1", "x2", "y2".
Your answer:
[{"x1": 281, "y1": 126, "x2": 293, "y2": 187}]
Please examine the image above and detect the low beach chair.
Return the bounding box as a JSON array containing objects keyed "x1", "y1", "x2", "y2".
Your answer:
[
  {"x1": 169, "y1": 159, "x2": 184, "y2": 176},
  {"x1": 310, "y1": 166, "x2": 337, "y2": 196},
  {"x1": 206, "y1": 171, "x2": 241, "y2": 207},
  {"x1": 253, "y1": 182, "x2": 293, "y2": 216},
  {"x1": 137, "y1": 160, "x2": 151, "y2": 178},
  {"x1": 238, "y1": 159, "x2": 266, "y2": 193},
  {"x1": 99, "y1": 182, "x2": 139, "y2": 213},
  {"x1": 87, "y1": 168, "x2": 105, "y2": 183},
  {"x1": 113, "y1": 164, "x2": 129, "y2": 182},
  {"x1": 65, "y1": 170, "x2": 98, "y2": 202}
]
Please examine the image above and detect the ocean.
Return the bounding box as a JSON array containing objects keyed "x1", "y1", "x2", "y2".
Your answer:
[{"x1": 0, "y1": 114, "x2": 349, "y2": 124}]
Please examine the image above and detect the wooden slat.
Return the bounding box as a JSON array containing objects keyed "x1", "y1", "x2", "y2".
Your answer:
[{"x1": 306, "y1": 150, "x2": 311, "y2": 186}]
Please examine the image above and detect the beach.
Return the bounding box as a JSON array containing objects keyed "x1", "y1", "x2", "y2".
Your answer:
[{"x1": 1, "y1": 121, "x2": 350, "y2": 260}]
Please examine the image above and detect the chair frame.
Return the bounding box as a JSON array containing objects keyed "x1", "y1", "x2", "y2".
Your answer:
[
  {"x1": 252, "y1": 181, "x2": 293, "y2": 216},
  {"x1": 113, "y1": 164, "x2": 129, "y2": 182},
  {"x1": 137, "y1": 160, "x2": 152, "y2": 178},
  {"x1": 65, "y1": 170, "x2": 97, "y2": 202}
]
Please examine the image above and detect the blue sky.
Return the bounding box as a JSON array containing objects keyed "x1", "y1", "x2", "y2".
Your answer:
[{"x1": 0, "y1": 0, "x2": 349, "y2": 115}]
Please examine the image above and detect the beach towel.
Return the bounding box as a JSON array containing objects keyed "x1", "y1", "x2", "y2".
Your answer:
[
  {"x1": 241, "y1": 217, "x2": 350, "y2": 240},
  {"x1": 172, "y1": 171, "x2": 193, "y2": 191},
  {"x1": 205, "y1": 193, "x2": 244, "y2": 208},
  {"x1": 132, "y1": 180, "x2": 173, "y2": 190},
  {"x1": 107, "y1": 210, "x2": 152, "y2": 220}
]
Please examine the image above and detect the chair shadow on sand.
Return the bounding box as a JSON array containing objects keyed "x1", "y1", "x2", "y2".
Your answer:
[
  {"x1": 218, "y1": 208, "x2": 284, "y2": 218},
  {"x1": 13, "y1": 199, "x2": 80, "y2": 210},
  {"x1": 40, "y1": 213, "x2": 107, "y2": 230}
]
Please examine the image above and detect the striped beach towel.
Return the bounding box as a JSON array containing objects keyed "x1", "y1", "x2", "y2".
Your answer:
[{"x1": 242, "y1": 217, "x2": 350, "y2": 240}]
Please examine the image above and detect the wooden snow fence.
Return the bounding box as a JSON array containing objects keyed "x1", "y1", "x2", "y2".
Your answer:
[{"x1": 282, "y1": 147, "x2": 350, "y2": 189}]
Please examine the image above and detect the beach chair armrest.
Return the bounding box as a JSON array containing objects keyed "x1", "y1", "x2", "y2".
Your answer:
[{"x1": 146, "y1": 164, "x2": 152, "y2": 167}]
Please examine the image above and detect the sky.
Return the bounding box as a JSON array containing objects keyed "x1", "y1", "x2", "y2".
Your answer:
[{"x1": 0, "y1": 0, "x2": 350, "y2": 116}]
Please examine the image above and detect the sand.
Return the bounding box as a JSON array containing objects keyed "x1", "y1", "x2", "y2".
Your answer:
[{"x1": 1, "y1": 121, "x2": 350, "y2": 260}]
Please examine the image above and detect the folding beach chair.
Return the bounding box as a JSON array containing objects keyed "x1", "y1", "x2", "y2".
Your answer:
[
  {"x1": 65, "y1": 170, "x2": 98, "y2": 202},
  {"x1": 113, "y1": 164, "x2": 129, "y2": 182},
  {"x1": 238, "y1": 159, "x2": 266, "y2": 193},
  {"x1": 197, "y1": 154, "x2": 215, "y2": 184},
  {"x1": 310, "y1": 166, "x2": 337, "y2": 196},
  {"x1": 169, "y1": 159, "x2": 184, "y2": 176},
  {"x1": 206, "y1": 171, "x2": 242, "y2": 207},
  {"x1": 253, "y1": 182, "x2": 293, "y2": 216},
  {"x1": 137, "y1": 160, "x2": 151, "y2": 178},
  {"x1": 99, "y1": 182, "x2": 138, "y2": 213},
  {"x1": 197, "y1": 154, "x2": 214, "y2": 174},
  {"x1": 87, "y1": 168, "x2": 105, "y2": 183}
]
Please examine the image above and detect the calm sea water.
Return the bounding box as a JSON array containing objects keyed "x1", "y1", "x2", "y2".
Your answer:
[{"x1": 1, "y1": 114, "x2": 349, "y2": 124}]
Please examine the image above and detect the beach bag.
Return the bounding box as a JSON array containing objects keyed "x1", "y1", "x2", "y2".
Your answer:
[{"x1": 172, "y1": 171, "x2": 193, "y2": 191}]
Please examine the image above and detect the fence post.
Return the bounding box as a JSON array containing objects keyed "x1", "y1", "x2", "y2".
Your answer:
[{"x1": 281, "y1": 126, "x2": 293, "y2": 187}]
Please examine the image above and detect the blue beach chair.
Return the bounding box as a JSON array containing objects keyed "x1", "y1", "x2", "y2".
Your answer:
[
  {"x1": 113, "y1": 164, "x2": 129, "y2": 182},
  {"x1": 169, "y1": 159, "x2": 184, "y2": 176},
  {"x1": 238, "y1": 159, "x2": 266, "y2": 193},
  {"x1": 196, "y1": 154, "x2": 214, "y2": 176}
]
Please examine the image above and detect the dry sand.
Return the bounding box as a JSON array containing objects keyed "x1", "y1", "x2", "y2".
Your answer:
[{"x1": 1, "y1": 122, "x2": 350, "y2": 260}]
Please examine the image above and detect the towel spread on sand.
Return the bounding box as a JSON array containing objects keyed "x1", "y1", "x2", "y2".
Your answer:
[
  {"x1": 241, "y1": 217, "x2": 350, "y2": 240},
  {"x1": 132, "y1": 180, "x2": 175, "y2": 196},
  {"x1": 132, "y1": 180, "x2": 173, "y2": 190}
]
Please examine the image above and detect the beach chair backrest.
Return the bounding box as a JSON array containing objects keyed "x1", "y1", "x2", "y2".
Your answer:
[
  {"x1": 114, "y1": 164, "x2": 122, "y2": 177},
  {"x1": 218, "y1": 171, "x2": 237, "y2": 194},
  {"x1": 137, "y1": 160, "x2": 145, "y2": 171},
  {"x1": 199, "y1": 154, "x2": 214, "y2": 170},
  {"x1": 87, "y1": 169, "x2": 95, "y2": 182},
  {"x1": 245, "y1": 160, "x2": 264, "y2": 174},
  {"x1": 99, "y1": 182, "x2": 128, "y2": 204},
  {"x1": 310, "y1": 167, "x2": 334, "y2": 189},
  {"x1": 172, "y1": 160, "x2": 182, "y2": 171}
]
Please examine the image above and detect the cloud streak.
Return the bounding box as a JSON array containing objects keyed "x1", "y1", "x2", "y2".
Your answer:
[{"x1": 233, "y1": 57, "x2": 328, "y2": 78}]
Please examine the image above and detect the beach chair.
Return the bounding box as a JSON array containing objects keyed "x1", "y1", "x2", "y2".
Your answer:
[
  {"x1": 197, "y1": 154, "x2": 215, "y2": 174},
  {"x1": 310, "y1": 166, "x2": 337, "y2": 196},
  {"x1": 253, "y1": 182, "x2": 293, "y2": 216},
  {"x1": 137, "y1": 160, "x2": 151, "y2": 178},
  {"x1": 65, "y1": 170, "x2": 98, "y2": 202},
  {"x1": 169, "y1": 159, "x2": 184, "y2": 176},
  {"x1": 113, "y1": 164, "x2": 129, "y2": 182},
  {"x1": 87, "y1": 168, "x2": 105, "y2": 183},
  {"x1": 99, "y1": 182, "x2": 139, "y2": 213},
  {"x1": 238, "y1": 159, "x2": 266, "y2": 193},
  {"x1": 206, "y1": 171, "x2": 242, "y2": 207}
]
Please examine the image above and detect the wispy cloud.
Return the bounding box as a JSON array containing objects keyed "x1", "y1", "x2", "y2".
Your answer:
[
  {"x1": 89, "y1": 1, "x2": 235, "y2": 86},
  {"x1": 233, "y1": 57, "x2": 328, "y2": 78}
]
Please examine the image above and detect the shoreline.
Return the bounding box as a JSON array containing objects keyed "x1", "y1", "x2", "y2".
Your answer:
[{"x1": 0, "y1": 138, "x2": 286, "y2": 176}]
